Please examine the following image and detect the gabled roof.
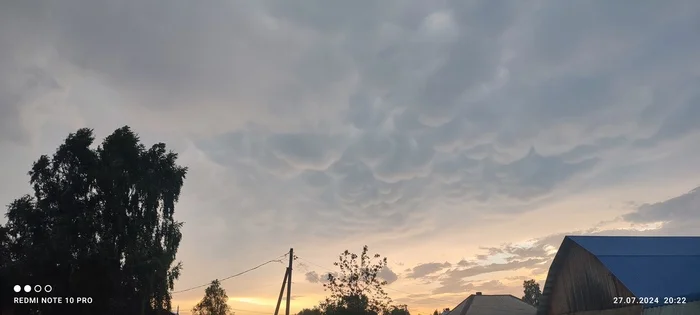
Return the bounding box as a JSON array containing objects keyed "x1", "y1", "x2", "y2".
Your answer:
[
  {"x1": 447, "y1": 294, "x2": 535, "y2": 315},
  {"x1": 569, "y1": 236, "x2": 700, "y2": 305}
]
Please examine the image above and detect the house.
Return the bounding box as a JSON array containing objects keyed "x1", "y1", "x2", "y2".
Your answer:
[
  {"x1": 537, "y1": 236, "x2": 700, "y2": 315},
  {"x1": 445, "y1": 292, "x2": 536, "y2": 315}
]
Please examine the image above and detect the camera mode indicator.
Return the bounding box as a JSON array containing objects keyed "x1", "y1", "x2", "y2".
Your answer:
[{"x1": 12, "y1": 284, "x2": 93, "y2": 305}]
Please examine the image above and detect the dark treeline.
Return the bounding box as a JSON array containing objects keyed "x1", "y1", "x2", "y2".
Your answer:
[{"x1": 0, "y1": 127, "x2": 187, "y2": 315}]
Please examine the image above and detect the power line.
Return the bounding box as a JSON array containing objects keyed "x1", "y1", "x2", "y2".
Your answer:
[
  {"x1": 295, "y1": 255, "x2": 457, "y2": 305},
  {"x1": 231, "y1": 307, "x2": 275, "y2": 314},
  {"x1": 296, "y1": 256, "x2": 333, "y2": 273},
  {"x1": 173, "y1": 252, "x2": 288, "y2": 294}
]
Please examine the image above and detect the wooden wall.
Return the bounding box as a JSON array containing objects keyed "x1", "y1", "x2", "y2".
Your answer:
[{"x1": 547, "y1": 243, "x2": 637, "y2": 315}]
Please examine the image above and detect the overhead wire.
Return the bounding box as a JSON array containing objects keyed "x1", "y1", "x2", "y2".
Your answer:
[
  {"x1": 230, "y1": 307, "x2": 275, "y2": 314},
  {"x1": 172, "y1": 252, "x2": 289, "y2": 294}
]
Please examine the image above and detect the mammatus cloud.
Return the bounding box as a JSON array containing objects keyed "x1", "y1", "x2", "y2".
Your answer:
[{"x1": 3, "y1": 0, "x2": 700, "y2": 246}]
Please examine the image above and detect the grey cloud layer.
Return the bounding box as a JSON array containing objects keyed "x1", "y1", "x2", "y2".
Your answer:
[
  {"x1": 193, "y1": 1, "x2": 698, "y2": 238},
  {"x1": 2, "y1": 0, "x2": 700, "y2": 257}
]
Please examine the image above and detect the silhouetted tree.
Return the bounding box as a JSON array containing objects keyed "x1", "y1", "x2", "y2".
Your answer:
[
  {"x1": 297, "y1": 308, "x2": 323, "y2": 315},
  {"x1": 192, "y1": 280, "x2": 233, "y2": 315},
  {"x1": 432, "y1": 309, "x2": 439, "y2": 315},
  {"x1": 522, "y1": 279, "x2": 542, "y2": 306},
  {"x1": 320, "y1": 246, "x2": 393, "y2": 315},
  {"x1": 0, "y1": 127, "x2": 186, "y2": 315},
  {"x1": 384, "y1": 304, "x2": 410, "y2": 315}
]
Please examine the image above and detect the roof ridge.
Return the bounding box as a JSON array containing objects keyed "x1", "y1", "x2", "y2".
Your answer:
[
  {"x1": 506, "y1": 294, "x2": 526, "y2": 300},
  {"x1": 445, "y1": 294, "x2": 472, "y2": 315},
  {"x1": 458, "y1": 295, "x2": 476, "y2": 315}
]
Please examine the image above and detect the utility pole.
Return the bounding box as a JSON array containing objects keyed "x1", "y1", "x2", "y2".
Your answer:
[
  {"x1": 286, "y1": 248, "x2": 293, "y2": 315},
  {"x1": 274, "y1": 248, "x2": 294, "y2": 315},
  {"x1": 274, "y1": 268, "x2": 289, "y2": 315},
  {"x1": 176, "y1": 305, "x2": 179, "y2": 315}
]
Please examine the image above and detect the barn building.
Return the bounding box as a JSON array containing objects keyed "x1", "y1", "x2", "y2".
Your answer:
[
  {"x1": 537, "y1": 236, "x2": 700, "y2": 315},
  {"x1": 446, "y1": 292, "x2": 536, "y2": 315}
]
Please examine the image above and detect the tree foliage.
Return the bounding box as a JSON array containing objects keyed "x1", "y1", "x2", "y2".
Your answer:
[
  {"x1": 385, "y1": 305, "x2": 410, "y2": 315},
  {"x1": 522, "y1": 279, "x2": 542, "y2": 306},
  {"x1": 0, "y1": 127, "x2": 186, "y2": 315},
  {"x1": 314, "y1": 246, "x2": 408, "y2": 315},
  {"x1": 192, "y1": 280, "x2": 233, "y2": 315},
  {"x1": 296, "y1": 308, "x2": 323, "y2": 315}
]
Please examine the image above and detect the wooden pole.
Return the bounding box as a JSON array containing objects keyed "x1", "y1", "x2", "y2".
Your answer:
[
  {"x1": 286, "y1": 248, "x2": 293, "y2": 315},
  {"x1": 274, "y1": 268, "x2": 289, "y2": 315}
]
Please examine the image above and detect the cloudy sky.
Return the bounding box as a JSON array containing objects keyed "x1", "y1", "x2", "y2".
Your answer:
[{"x1": 2, "y1": 0, "x2": 700, "y2": 314}]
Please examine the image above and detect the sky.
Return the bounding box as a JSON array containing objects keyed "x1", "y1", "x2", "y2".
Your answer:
[{"x1": 1, "y1": 0, "x2": 700, "y2": 314}]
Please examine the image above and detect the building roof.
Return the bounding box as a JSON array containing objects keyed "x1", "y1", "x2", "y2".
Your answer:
[
  {"x1": 542, "y1": 236, "x2": 700, "y2": 312},
  {"x1": 568, "y1": 235, "x2": 700, "y2": 256},
  {"x1": 570, "y1": 236, "x2": 700, "y2": 304},
  {"x1": 447, "y1": 294, "x2": 536, "y2": 315}
]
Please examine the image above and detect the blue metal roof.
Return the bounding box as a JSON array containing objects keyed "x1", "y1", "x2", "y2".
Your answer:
[{"x1": 568, "y1": 236, "x2": 700, "y2": 307}]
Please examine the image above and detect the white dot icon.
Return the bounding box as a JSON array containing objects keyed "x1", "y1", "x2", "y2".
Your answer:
[
  {"x1": 23, "y1": 285, "x2": 31, "y2": 293},
  {"x1": 13, "y1": 285, "x2": 21, "y2": 293}
]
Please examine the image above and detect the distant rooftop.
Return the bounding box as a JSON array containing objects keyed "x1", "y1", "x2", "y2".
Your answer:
[{"x1": 446, "y1": 294, "x2": 535, "y2": 315}]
